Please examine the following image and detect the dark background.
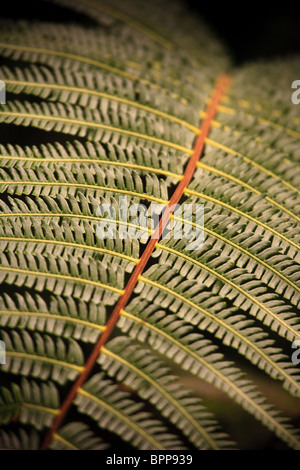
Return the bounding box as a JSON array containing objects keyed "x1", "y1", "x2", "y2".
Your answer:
[
  {"x1": 0, "y1": 1, "x2": 300, "y2": 64},
  {"x1": 187, "y1": 1, "x2": 300, "y2": 64}
]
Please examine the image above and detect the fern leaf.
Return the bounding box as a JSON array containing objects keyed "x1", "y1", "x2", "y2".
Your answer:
[{"x1": 0, "y1": 0, "x2": 299, "y2": 451}]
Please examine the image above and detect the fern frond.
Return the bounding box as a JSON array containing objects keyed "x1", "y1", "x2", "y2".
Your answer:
[
  {"x1": 118, "y1": 304, "x2": 300, "y2": 449},
  {"x1": 97, "y1": 337, "x2": 233, "y2": 449},
  {"x1": 0, "y1": 378, "x2": 59, "y2": 429},
  {"x1": 2, "y1": 329, "x2": 84, "y2": 384},
  {"x1": 50, "y1": 423, "x2": 109, "y2": 450},
  {"x1": 1, "y1": 0, "x2": 299, "y2": 451},
  {"x1": 74, "y1": 372, "x2": 190, "y2": 450},
  {"x1": 0, "y1": 428, "x2": 40, "y2": 450}
]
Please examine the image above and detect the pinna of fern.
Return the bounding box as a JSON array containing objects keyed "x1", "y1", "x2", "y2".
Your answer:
[{"x1": 0, "y1": 0, "x2": 299, "y2": 451}]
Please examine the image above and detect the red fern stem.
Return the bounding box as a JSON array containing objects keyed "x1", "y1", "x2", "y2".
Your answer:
[{"x1": 41, "y1": 73, "x2": 231, "y2": 450}]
